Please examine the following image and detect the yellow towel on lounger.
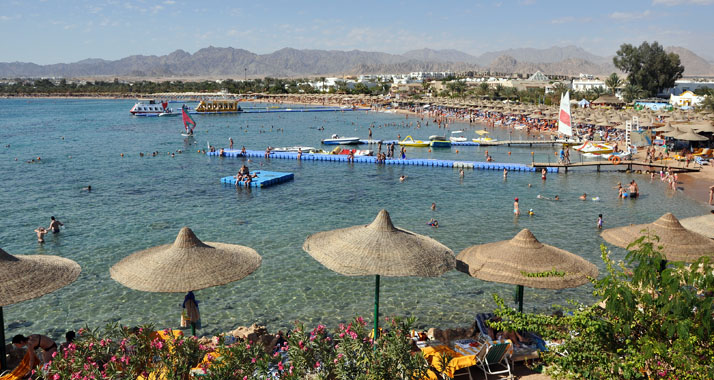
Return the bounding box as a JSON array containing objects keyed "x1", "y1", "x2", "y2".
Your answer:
[{"x1": 0, "y1": 350, "x2": 33, "y2": 380}]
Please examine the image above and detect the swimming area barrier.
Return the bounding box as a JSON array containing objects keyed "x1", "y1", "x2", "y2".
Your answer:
[{"x1": 207, "y1": 149, "x2": 559, "y2": 173}]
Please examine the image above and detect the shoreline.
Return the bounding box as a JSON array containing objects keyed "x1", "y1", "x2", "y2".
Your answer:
[{"x1": 3, "y1": 93, "x2": 713, "y2": 209}]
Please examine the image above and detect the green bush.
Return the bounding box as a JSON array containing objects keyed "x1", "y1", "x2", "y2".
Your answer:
[{"x1": 491, "y1": 234, "x2": 714, "y2": 379}]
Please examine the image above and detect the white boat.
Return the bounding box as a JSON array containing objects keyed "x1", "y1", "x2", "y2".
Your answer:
[
  {"x1": 130, "y1": 99, "x2": 174, "y2": 116},
  {"x1": 575, "y1": 141, "x2": 614, "y2": 154},
  {"x1": 450, "y1": 136, "x2": 468, "y2": 142},
  {"x1": 272, "y1": 146, "x2": 321, "y2": 153},
  {"x1": 429, "y1": 135, "x2": 447, "y2": 141},
  {"x1": 321, "y1": 135, "x2": 361, "y2": 145}
]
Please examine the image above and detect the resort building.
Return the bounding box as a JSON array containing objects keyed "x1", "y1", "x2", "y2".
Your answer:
[
  {"x1": 571, "y1": 76, "x2": 607, "y2": 92},
  {"x1": 408, "y1": 71, "x2": 455, "y2": 81},
  {"x1": 669, "y1": 90, "x2": 705, "y2": 108},
  {"x1": 659, "y1": 79, "x2": 714, "y2": 96}
]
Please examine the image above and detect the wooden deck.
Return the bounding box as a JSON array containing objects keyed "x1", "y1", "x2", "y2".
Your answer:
[
  {"x1": 478, "y1": 140, "x2": 561, "y2": 147},
  {"x1": 532, "y1": 160, "x2": 701, "y2": 173}
]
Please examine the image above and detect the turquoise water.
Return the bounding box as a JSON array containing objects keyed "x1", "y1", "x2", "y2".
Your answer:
[{"x1": 0, "y1": 98, "x2": 708, "y2": 340}]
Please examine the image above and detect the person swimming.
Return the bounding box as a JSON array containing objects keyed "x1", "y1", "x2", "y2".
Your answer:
[
  {"x1": 579, "y1": 193, "x2": 587, "y2": 200},
  {"x1": 34, "y1": 227, "x2": 48, "y2": 243},
  {"x1": 427, "y1": 218, "x2": 439, "y2": 228},
  {"x1": 528, "y1": 209, "x2": 535, "y2": 216}
]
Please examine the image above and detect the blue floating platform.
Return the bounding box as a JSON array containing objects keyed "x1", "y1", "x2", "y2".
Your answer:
[
  {"x1": 220, "y1": 171, "x2": 294, "y2": 188},
  {"x1": 208, "y1": 149, "x2": 550, "y2": 173}
]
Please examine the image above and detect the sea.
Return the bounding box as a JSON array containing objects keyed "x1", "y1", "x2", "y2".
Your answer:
[{"x1": 0, "y1": 98, "x2": 708, "y2": 339}]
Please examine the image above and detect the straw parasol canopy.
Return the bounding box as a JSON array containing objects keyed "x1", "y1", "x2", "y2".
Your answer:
[
  {"x1": 1, "y1": 248, "x2": 81, "y2": 306},
  {"x1": 601, "y1": 213, "x2": 714, "y2": 262},
  {"x1": 0, "y1": 247, "x2": 81, "y2": 368},
  {"x1": 457, "y1": 229, "x2": 597, "y2": 290},
  {"x1": 303, "y1": 209, "x2": 454, "y2": 277},
  {"x1": 303, "y1": 209, "x2": 455, "y2": 336},
  {"x1": 110, "y1": 227, "x2": 262, "y2": 293},
  {"x1": 675, "y1": 129, "x2": 708, "y2": 141}
]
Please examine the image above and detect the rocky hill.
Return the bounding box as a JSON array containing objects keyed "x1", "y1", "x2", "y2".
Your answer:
[{"x1": 0, "y1": 45, "x2": 711, "y2": 79}]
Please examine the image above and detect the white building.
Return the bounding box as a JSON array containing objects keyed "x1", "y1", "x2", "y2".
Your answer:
[
  {"x1": 409, "y1": 71, "x2": 454, "y2": 81},
  {"x1": 571, "y1": 78, "x2": 606, "y2": 92},
  {"x1": 669, "y1": 90, "x2": 705, "y2": 108},
  {"x1": 660, "y1": 79, "x2": 714, "y2": 96}
]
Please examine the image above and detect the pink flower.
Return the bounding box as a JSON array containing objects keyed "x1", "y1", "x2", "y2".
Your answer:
[
  {"x1": 334, "y1": 358, "x2": 338, "y2": 364},
  {"x1": 314, "y1": 361, "x2": 320, "y2": 368},
  {"x1": 251, "y1": 357, "x2": 256, "y2": 363},
  {"x1": 243, "y1": 377, "x2": 248, "y2": 380},
  {"x1": 278, "y1": 362, "x2": 284, "y2": 371},
  {"x1": 52, "y1": 374, "x2": 60, "y2": 380},
  {"x1": 338, "y1": 353, "x2": 343, "y2": 359},
  {"x1": 52, "y1": 351, "x2": 58, "y2": 358}
]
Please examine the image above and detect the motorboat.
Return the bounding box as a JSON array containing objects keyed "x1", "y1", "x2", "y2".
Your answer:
[
  {"x1": 449, "y1": 130, "x2": 467, "y2": 142},
  {"x1": 321, "y1": 135, "x2": 361, "y2": 145},
  {"x1": 430, "y1": 139, "x2": 451, "y2": 148},
  {"x1": 575, "y1": 141, "x2": 614, "y2": 154},
  {"x1": 330, "y1": 147, "x2": 373, "y2": 156},
  {"x1": 272, "y1": 146, "x2": 321, "y2": 153},
  {"x1": 398, "y1": 136, "x2": 430, "y2": 147},
  {"x1": 473, "y1": 137, "x2": 498, "y2": 143},
  {"x1": 428, "y1": 135, "x2": 451, "y2": 147},
  {"x1": 130, "y1": 99, "x2": 174, "y2": 116}
]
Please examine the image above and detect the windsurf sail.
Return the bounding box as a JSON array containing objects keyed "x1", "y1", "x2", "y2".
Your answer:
[
  {"x1": 558, "y1": 91, "x2": 573, "y2": 137},
  {"x1": 182, "y1": 105, "x2": 196, "y2": 134}
]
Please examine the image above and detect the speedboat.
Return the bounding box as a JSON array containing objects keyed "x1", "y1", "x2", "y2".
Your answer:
[
  {"x1": 272, "y1": 146, "x2": 321, "y2": 153},
  {"x1": 575, "y1": 141, "x2": 614, "y2": 154},
  {"x1": 450, "y1": 136, "x2": 468, "y2": 142},
  {"x1": 473, "y1": 137, "x2": 498, "y2": 143},
  {"x1": 398, "y1": 136, "x2": 430, "y2": 147},
  {"x1": 321, "y1": 135, "x2": 361, "y2": 145},
  {"x1": 429, "y1": 135, "x2": 451, "y2": 148},
  {"x1": 330, "y1": 147, "x2": 373, "y2": 156}
]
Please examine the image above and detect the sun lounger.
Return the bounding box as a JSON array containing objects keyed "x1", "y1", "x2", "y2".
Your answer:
[
  {"x1": 476, "y1": 341, "x2": 513, "y2": 380},
  {"x1": 0, "y1": 351, "x2": 32, "y2": 380}
]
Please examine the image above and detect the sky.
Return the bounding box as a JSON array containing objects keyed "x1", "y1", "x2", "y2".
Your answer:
[{"x1": 1, "y1": 0, "x2": 713, "y2": 64}]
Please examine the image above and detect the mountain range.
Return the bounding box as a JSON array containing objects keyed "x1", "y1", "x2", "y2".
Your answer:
[{"x1": 1, "y1": 45, "x2": 712, "y2": 79}]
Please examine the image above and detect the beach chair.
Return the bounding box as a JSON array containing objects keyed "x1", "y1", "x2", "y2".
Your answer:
[
  {"x1": 0, "y1": 351, "x2": 32, "y2": 380},
  {"x1": 475, "y1": 341, "x2": 513, "y2": 380},
  {"x1": 473, "y1": 313, "x2": 495, "y2": 342}
]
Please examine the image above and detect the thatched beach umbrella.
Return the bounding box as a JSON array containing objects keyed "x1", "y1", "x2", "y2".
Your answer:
[
  {"x1": 110, "y1": 227, "x2": 261, "y2": 335},
  {"x1": 457, "y1": 229, "x2": 598, "y2": 312},
  {"x1": 675, "y1": 130, "x2": 708, "y2": 141},
  {"x1": 302, "y1": 209, "x2": 455, "y2": 338},
  {"x1": 0, "y1": 248, "x2": 81, "y2": 369},
  {"x1": 601, "y1": 213, "x2": 714, "y2": 262}
]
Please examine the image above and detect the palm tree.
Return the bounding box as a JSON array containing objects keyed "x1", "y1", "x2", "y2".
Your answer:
[
  {"x1": 605, "y1": 73, "x2": 623, "y2": 95},
  {"x1": 622, "y1": 83, "x2": 645, "y2": 103}
]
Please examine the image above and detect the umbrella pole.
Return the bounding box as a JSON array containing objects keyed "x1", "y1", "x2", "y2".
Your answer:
[
  {"x1": 1, "y1": 306, "x2": 6, "y2": 370},
  {"x1": 516, "y1": 285, "x2": 524, "y2": 313},
  {"x1": 373, "y1": 274, "x2": 380, "y2": 342}
]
